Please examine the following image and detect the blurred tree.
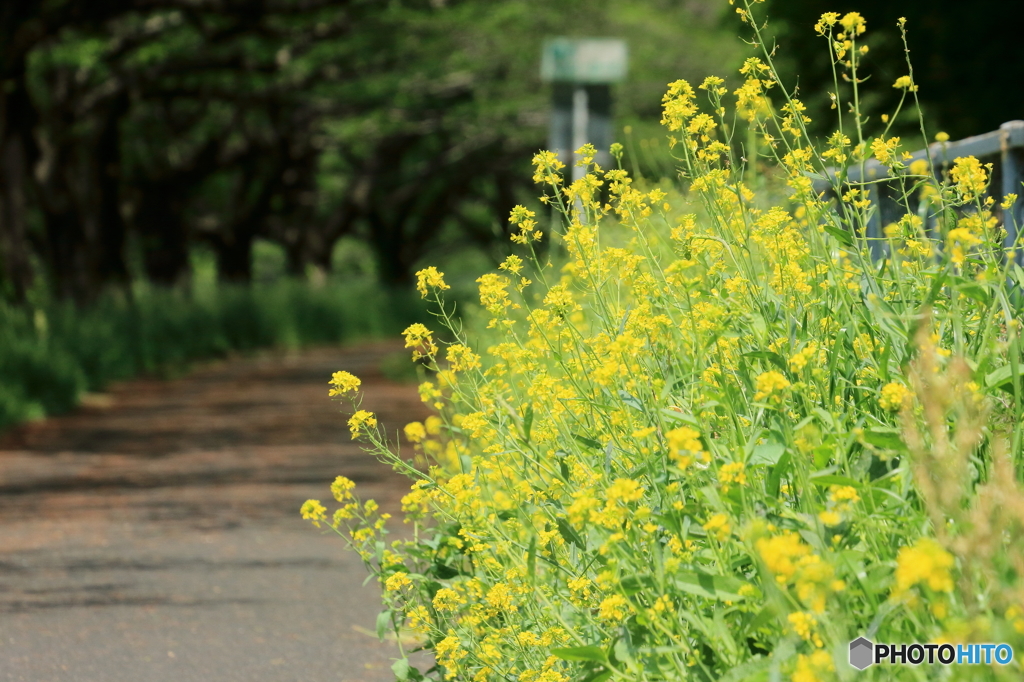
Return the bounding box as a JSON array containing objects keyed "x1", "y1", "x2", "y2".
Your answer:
[
  {"x1": 763, "y1": 1, "x2": 1024, "y2": 141},
  {"x1": 0, "y1": 0, "x2": 743, "y2": 300}
]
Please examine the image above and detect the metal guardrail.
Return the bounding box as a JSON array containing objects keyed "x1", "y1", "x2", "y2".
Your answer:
[{"x1": 811, "y1": 120, "x2": 1024, "y2": 260}]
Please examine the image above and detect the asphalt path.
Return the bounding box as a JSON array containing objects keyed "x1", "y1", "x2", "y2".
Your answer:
[{"x1": 0, "y1": 342, "x2": 431, "y2": 682}]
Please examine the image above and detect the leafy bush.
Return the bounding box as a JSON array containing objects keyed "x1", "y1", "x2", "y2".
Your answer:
[
  {"x1": 0, "y1": 278, "x2": 423, "y2": 432},
  {"x1": 308, "y1": 6, "x2": 1024, "y2": 681}
]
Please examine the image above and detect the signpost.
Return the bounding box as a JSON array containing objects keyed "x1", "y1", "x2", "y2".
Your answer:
[{"x1": 541, "y1": 38, "x2": 627, "y2": 181}]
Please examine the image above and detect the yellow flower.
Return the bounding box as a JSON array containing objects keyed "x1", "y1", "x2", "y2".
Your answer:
[
  {"x1": 788, "y1": 611, "x2": 823, "y2": 647},
  {"x1": 703, "y1": 513, "x2": 731, "y2": 541},
  {"x1": 425, "y1": 415, "x2": 443, "y2": 435},
  {"x1": 829, "y1": 485, "x2": 860, "y2": 504},
  {"x1": 435, "y1": 633, "x2": 467, "y2": 678},
  {"x1": 754, "y1": 371, "x2": 790, "y2": 402},
  {"x1": 328, "y1": 370, "x2": 361, "y2": 397},
  {"x1": 567, "y1": 576, "x2": 592, "y2": 604},
  {"x1": 406, "y1": 605, "x2": 432, "y2": 634},
  {"x1": 509, "y1": 205, "x2": 543, "y2": 243},
  {"x1": 879, "y1": 382, "x2": 910, "y2": 411},
  {"x1": 300, "y1": 499, "x2": 327, "y2": 527},
  {"x1": 818, "y1": 510, "x2": 842, "y2": 526},
  {"x1": 951, "y1": 156, "x2": 989, "y2": 201},
  {"x1": 403, "y1": 323, "x2": 438, "y2": 360},
  {"x1": 330, "y1": 475, "x2": 356, "y2": 502},
  {"x1": 384, "y1": 571, "x2": 412, "y2": 591},
  {"x1": 543, "y1": 284, "x2": 578, "y2": 313},
  {"x1": 1006, "y1": 605, "x2": 1024, "y2": 635},
  {"x1": 792, "y1": 650, "x2": 834, "y2": 682},
  {"x1": 666, "y1": 426, "x2": 708, "y2": 469},
  {"x1": 788, "y1": 343, "x2": 821, "y2": 373},
  {"x1": 606, "y1": 478, "x2": 644, "y2": 504},
  {"x1": 415, "y1": 266, "x2": 450, "y2": 298},
  {"x1": 894, "y1": 537, "x2": 955, "y2": 595},
  {"x1": 486, "y1": 582, "x2": 517, "y2": 612},
  {"x1": 719, "y1": 462, "x2": 747, "y2": 491},
  {"x1": 839, "y1": 11, "x2": 866, "y2": 35},
  {"x1": 499, "y1": 254, "x2": 524, "y2": 275},
  {"x1": 531, "y1": 151, "x2": 565, "y2": 186},
  {"x1": 477, "y1": 273, "x2": 515, "y2": 319},
  {"x1": 870, "y1": 136, "x2": 901, "y2": 165},
  {"x1": 661, "y1": 79, "x2": 697, "y2": 131},
  {"x1": 433, "y1": 587, "x2": 464, "y2": 611},
  {"x1": 892, "y1": 75, "x2": 917, "y2": 91},
  {"x1": 445, "y1": 344, "x2": 481, "y2": 372},
  {"x1": 935, "y1": 131, "x2": 950, "y2": 142},
  {"x1": 404, "y1": 421, "x2": 426, "y2": 443},
  {"x1": 348, "y1": 410, "x2": 377, "y2": 438},
  {"x1": 757, "y1": 531, "x2": 810, "y2": 582},
  {"x1": 598, "y1": 594, "x2": 630, "y2": 622},
  {"x1": 814, "y1": 12, "x2": 840, "y2": 35},
  {"x1": 698, "y1": 75, "x2": 727, "y2": 95}
]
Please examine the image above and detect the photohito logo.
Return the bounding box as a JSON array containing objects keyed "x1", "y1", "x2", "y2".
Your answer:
[{"x1": 849, "y1": 637, "x2": 1014, "y2": 670}]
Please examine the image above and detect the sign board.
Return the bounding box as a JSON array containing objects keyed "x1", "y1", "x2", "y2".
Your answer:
[{"x1": 541, "y1": 38, "x2": 627, "y2": 84}]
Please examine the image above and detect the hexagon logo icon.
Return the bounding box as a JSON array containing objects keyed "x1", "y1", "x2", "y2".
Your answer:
[{"x1": 849, "y1": 637, "x2": 874, "y2": 670}]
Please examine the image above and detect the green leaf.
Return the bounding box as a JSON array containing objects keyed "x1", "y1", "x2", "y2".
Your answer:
[
  {"x1": 860, "y1": 427, "x2": 905, "y2": 451},
  {"x1": 556, "y1": 518, "x2": 586, "y2": 550},
  {"x1": 581, "y1": 671, "x2": 612, "y2": 682},
  {"x1": 767, "y1": 451, "x2": 791, "y2": 498},
  {"x1": 617, "y1": 390, "x2": 644, "y2": 411},
  {"x1": 823, "y1": 222, "x2": 854, "y2": 246},
  {"x1": 742, "y1": 350, "x2": 788, "y2": 372},
  {"x1": 673, "y1": 571, "x2": 749, "y2": 602},
  {"x1": 953, "y1": 276, "x2": 991, "y2": 304},
  {"x1": 660, "y1": 408, "x2": 699, "y2": 426},
  {"x1": 392, "y1": 658, "x2": 410, "y2": 681},
  {"x1": 749, "y1": 442, "x2": 785, "y2": 466},
  {"x1": 717, "y1": 656, "x2": 771, "y2": 682},
  {"x1": 555, "y1": 450, "x2": 571, "y2": 481},
  {"x1": 375, "y1": 609, "x2": 391, "y2": 640},
  {"x1": 809, "y1": 474, "x2": 862, "y2": 488},
  {"x1": 621, "y1": 574, "x2": 656, "y2": 596},
  {"x1": 526, "y1": 535, "x2": 537, "y2": 581},
  {"x1": 551, "y1": 645, "x2": 607, "y2": 663},
  {"x1": 523, "y1": 404, "x2": 534, "y2": 443},
  {"x1": 986, "y1": 364, "x2": 1015, "y2": 390},
  {"x1": 573, "y1": 433, "x2": 603, "y2": 450}
]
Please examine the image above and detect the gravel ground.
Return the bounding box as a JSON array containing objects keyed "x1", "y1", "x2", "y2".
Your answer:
[{"x1": 0, "y1": 342, "x2": 431, "y2": 682}]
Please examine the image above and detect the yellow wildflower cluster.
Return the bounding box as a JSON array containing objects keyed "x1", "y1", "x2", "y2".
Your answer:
[
  {"x1": 328, "y1": 370, "x2": 360, "y2": 397},
  {"x1": 754, "y1": 370, "x2": 790, "y2": 403},
  {"x1": 893, "y1": 537, "x2": 956, "y2": 596},
  {"x1": 347, "y1": 409, "x2": 376, "y2": 438},
  {"x1": 879, "y1": 382, "x2": 910, "y2": 411},
  {"x1": 306, "y1": 7, "x2": 1024, "y2": 680},
  {"x1": 415, "y1": 266, "x2": 449, "y2": 298},
  {"x1": 950, "y1": 156, "x2": 990, "y2": 201},
  {"x1": 402, "y1": 322, "x2": 438, "y2": 360}
]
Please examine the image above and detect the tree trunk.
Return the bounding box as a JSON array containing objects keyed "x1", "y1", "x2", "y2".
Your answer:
[
  {"x1": 136, "y1": 185, "x2": 190, "y2": 286},
  {"x1": 215, "y1": 232, "x2": 254, "y2": 282},
  {"x1": 0, "y1": 87, "x2": 36, "y2": 302}
]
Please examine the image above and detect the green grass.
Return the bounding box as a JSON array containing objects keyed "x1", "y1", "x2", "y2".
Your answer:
[{"x1": 0, "y1": 278, "x2": 427, "y2": 432}]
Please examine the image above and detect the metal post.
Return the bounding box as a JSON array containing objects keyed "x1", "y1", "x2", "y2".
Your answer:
[
  {"x1": 1001, "y1": 121, "x2": 1024, "y2": 264},
  {"x1": 547, "y1": 83, "x2": 574, "y2": 168},
  {"x1": 571, "y1": 87, "x2": 589, "y2": 182},
  {"x1": 864, "y1": 166, "x2": 887, "y2": 261}
]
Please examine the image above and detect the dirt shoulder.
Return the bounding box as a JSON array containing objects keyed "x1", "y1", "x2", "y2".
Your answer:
[{"x1": 0, "y1": 342, "x2": 429, "y2": 682}]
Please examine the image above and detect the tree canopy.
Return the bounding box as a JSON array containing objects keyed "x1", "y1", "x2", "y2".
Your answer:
[
  {"x1": 0, "y1": 0, "x2": 740, "y2": 303},
  {"x1": 763, "y1": 0, "x2": 1024, "y2": 141}
]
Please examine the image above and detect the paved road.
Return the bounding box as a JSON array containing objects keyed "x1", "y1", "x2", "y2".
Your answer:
[{"x1": 0, "y1": 342, "x2": 431, "y2": 682}]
